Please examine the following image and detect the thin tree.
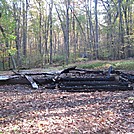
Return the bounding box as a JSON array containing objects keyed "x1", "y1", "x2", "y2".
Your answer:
[
  {"x1": 49, "y1": 0, "x2": 53, "y2": 64},
  {"x1": 118, "y1": 0, "x2": 124, "y2": 59},
  {"x1": 94, "y1": 0, "x2": 99, "y2": 59},
  {"x1": 13, "y1": 2, "x2": 21, "y2": 67},
  {"x1": 55, "y1": 0, "x2": 70, "y2": 65},
  {"x1": 22, "y1": 0, "x2": 28, "y2": 57}
]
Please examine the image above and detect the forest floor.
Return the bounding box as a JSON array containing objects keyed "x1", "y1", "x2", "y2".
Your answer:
[
  {"x1": 0, "y1": 85, "x2": 134, "y2": 134},
  {"x1": 0, "y1": 60, "x2": 134, "y2": 134}
]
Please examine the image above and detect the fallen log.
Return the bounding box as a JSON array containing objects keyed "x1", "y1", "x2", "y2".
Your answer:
[
  {"x1": 24, "y1": 75, "x2": 38, "y2": 89},
  {"x1": 0, "y1": 77, "x2": 53, "y2": 86},
  {"x1": 59, "y1": 81, "x2": 129, "y2": 86},
  {"x1": 59, "y1": 85, "x2": 133, "y2": 92},
  {"x1": 59, "y1": 77, "x2": 116, "y2": 81},
  {"x1": 0, "y1": 66, "x2": 133, "y2": 91},
  {"x1": 0, "y1": 77, "x2": 29, "y2": 85}
]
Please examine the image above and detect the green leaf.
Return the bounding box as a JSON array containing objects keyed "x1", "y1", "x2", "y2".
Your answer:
[{"x1": 8, "y1": 47, "x2": 17, "y2": 56}]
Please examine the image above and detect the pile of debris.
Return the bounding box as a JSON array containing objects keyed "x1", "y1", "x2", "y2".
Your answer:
[{"x1": 0, "y1": 66, "x2": 134, "y2": 92}]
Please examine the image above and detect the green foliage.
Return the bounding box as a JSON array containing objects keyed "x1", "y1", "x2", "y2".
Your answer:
[
  {"x1": 76, "y1": 58, "x2": 88, "y2": 62},
  {"x1": 21, "y1": 51, "x2": 43, "y2": 68},
  {"x1": 7, "y1": 47, "x2": 17, "y2": 56},
  {"x1": 0, "y1": 1, "x2": 16, "y2": 42},
  {"x1": 0, "y1": 46, "x2": 17, "y2": 69},
  {"x1": 76, "y1": 60, "x2": 134, "y2": 70},
  {"x1": 77, "y1": 61, "x2": 108, "y2": 69},
  {"x1": 99, "y1": 49, "x2": 110, "y2": 60},
  {"x1": 128, "y1": 97, "x2": 134, "y2": 101},
  {"x1": 114, "y1": 61, "x2": 134, "y2": 70},
  {"x1": 0, "y1": 0, "x2": 16, "y2": 58},
  {"x1": 53, "y1": 54, "x2": 65, "y2": 65}
]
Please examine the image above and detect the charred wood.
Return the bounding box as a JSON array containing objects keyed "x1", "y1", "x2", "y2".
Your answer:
[
  {"x1": 59, "y1": 85, "x2": 133, "y2": 91},
  {"x1": 59, "y1": 81, "x2": 129, "y2": 86},
  {"x1": 59, "y1": 77, "x2": 116, "y2": 81}
]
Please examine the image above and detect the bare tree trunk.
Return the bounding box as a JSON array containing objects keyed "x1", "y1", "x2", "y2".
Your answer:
[
  {"x1": 94, "y1": 0, "x2": 99, "y2": 59},
  {"x1": 55, "y1": 1, "x2": 70, "y2": 65},
  {"x1": 127, "y1": 0, "x2": 133, "y2": 57},
  {"x1": 72, "y1": 1, "x2": 76, "y2": 61},
  {"x1": 49, "y1": 0, "x2": 53, "y2": 64},
  {"x1": 43, "y1": 16, "x2": 49, "y2": 64},
  {"x1": 101, "y1": 0, "x2": 113, "y2": 59},
  {"x1": 22, "y1": 0, "x2": 28, "y2": 57},
  {"x1": 13, "y1": 3, "x2": 21, "y2": 67},
  {"x1": 65, "y1": 0, "x2": 70, "y2": 65},
  {"x1": 118, "y1": 0, "x2": 124, "y2": 59},
  {"x1": 39, "y1": 2, "x2": 42, "y2": 55},
  {"x1": 86, "y1": 0, "x2": 94, "y2": 60}
]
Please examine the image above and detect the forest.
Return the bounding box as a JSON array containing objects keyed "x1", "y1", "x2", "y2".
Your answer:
[
  {"x1": 0, "y1": 0, "x2": 134, "y2": 70},
  {"x1": 0, "y1": 1, "x2": 134, "y2": 133}
]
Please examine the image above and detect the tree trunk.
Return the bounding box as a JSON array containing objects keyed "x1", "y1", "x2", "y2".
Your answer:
[
  {"x1": 72, "y1": 1, "x2": 76, "y2": 61},
  {"x1": 0, "y1": 26, "x2": 16, "y2": 69},
  {"x1": 118, "y1": 0, "x2": 124, "y2": 59},
  {"x1": 13, "y1": 3, "x2": 21, "y2": 67},
  {"x1": 55, "y1": 2, "x2": 70, "y2": 65},
  {"x1": 49, "y1": 0, "x2": 53, "y2": 64},
  {"x1": 22, "y1": 1, "x2": 28, "y2": 57},
  {"x1": 94, "y1": 0, "x2": 99, "y2": 59},
  {"x1": 43, "y1": 17, "x2": 49, "y2": 64},
  {"x1": 65, "y1": 0, "x2": 70, "y2": 65}
]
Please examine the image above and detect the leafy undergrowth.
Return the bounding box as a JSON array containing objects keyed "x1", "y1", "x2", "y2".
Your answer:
[
  {"x1": 0, "y1": 85, "x2": 134, "y2": 134},
  {"x1": 76, "y1": 60, "x2": 134, "y2": 70}
]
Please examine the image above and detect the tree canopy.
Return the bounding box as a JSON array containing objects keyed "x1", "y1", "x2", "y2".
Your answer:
[{"x1": 0, "y1": 0, "x2": 134, "y2": 70}]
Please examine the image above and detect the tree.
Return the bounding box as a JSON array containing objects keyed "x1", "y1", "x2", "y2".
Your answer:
[
  {"x1": 49, "y1": 0, "x2": 53, "y2": 64},
  {"x1": 22, "y1": 0, "x2": 29, "y2": 57},
  {"x1": 13, "y1": 2, "x2": 21, "y2": 66},
  {"x1": 118, "y1": 0, "x2": 124, "y2": 59},
  {"x1": 94, "y1": 0, "x2": 99, "y2": 59},
  {"x1": 0, "y1": 0, "x2": 16, "y2": 69},
  {"x1": 0, "y1": 0, "x2": 134, "y2": 70},
  {"x1": 55, "y1": 0, "x2": 70, "y2": 65}
]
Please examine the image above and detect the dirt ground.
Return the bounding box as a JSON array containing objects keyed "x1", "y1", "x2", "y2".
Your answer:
[{"x1": 0, "y1": 84, "x2": 134, "y2": 134}]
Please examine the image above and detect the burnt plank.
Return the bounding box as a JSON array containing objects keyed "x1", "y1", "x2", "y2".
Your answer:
[
  {"x1": 0, "y1": 77, "x2": 53, "y2": 86},
  {"x1": 0, "y1": 77, "x2": 29, "y2": 85},
  {"x1": 60, "y1": 66, "x2": 77, "y2": 74},
  {"x1": 60, "y1": 77, "x2": 115, "y2": 81},
  {"x1": 106, "y1": 66, "x2": 113, "y2": 78},
  {"x1": 59, "y1": 85, "x2": 133, "y2": 91},
  {"x1": 70, "y1": 69, "x2": 104, "y2": 74},
  {"x1": 34, "y1": 78, "x2": 53, "y2": 85},
  {"x1": 25, "y1": 75, "x2": 38, "y2": 89},
  {"x1": 59, "y1": 81, "x2": 129, "y2": 86}
]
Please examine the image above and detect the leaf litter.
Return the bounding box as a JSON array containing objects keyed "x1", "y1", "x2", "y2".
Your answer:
[{"x1": 0, "y1": 85, "x2": 134, "y2": 134}]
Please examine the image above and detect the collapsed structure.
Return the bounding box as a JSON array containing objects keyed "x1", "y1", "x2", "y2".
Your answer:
[{"x1": 0, "y1": 66, "x2": 134, "y2": 92}]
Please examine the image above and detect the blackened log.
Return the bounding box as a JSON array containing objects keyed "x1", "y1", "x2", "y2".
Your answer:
[
  {"x1": 59, "y1": 81, "x2": 129, "y2": 86},
  {"x1": 45, "y1": 84, "x2": 56, "y2": 89},
  {"x1": 59, "y1": 77, "x2": 115, "y2": 81},
  {"x1": 60, "y1": 66, "x2": 77, "y2": 74},
  {"x1": 70, "y1": 69, "x2": 104, "y2": 74},
  {"x1": 106, "y1": 66, "x2": 113, "y2": 78},
  {"x1": 0, "y1": 77, "x2": 53, "y2": 86},
  {"x1": 113, "y1": 70, "x2": 134, "y2": 82},
  {"x1": 0, "y1": 77, "x2": 29, "y2": 85},
  {"x1": 120, "y1": 73, "x2": 134, "y2": 82},
  {"x1": 59, "y1": 85, "x2": 133, "y2": 92},
  {"x1": 34, "y1": 78, "x2": 53, "y2": 85},
  {"x1": 12, "y1": 71, "x2": 56, "y2": 76}
]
